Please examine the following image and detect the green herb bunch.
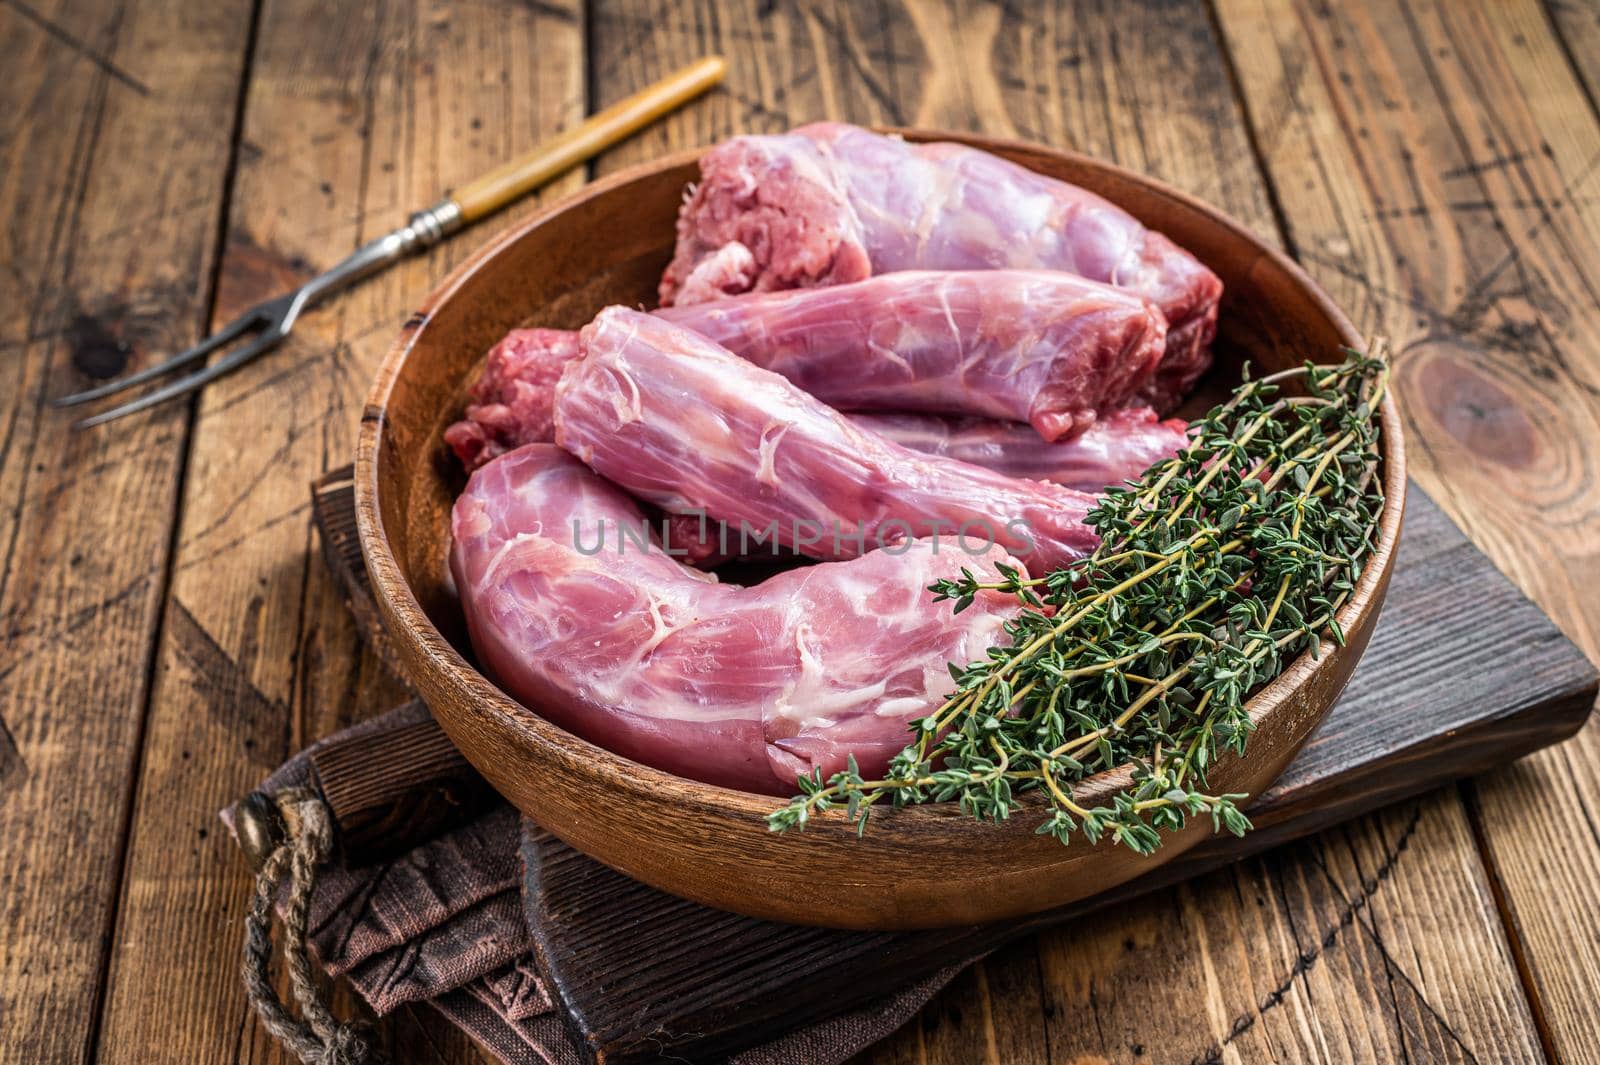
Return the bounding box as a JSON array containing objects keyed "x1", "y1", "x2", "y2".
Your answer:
[{"x1": 768, "y1": 345, "x2": 1389, "y2": 855}]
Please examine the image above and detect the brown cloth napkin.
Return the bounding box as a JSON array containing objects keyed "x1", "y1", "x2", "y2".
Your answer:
[{"x1": 225, "y1": 701, "x2": 964, "y2": 1064}]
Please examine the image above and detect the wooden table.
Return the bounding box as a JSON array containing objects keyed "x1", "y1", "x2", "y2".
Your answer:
[{"x1": 3, "y1": 0, "x2": 1598, "y2": 1061}]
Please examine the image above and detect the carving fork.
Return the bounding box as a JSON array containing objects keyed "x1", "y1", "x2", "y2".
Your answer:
[{"x1": 56, "y1": 57, "x2": 726, "y2": 428}]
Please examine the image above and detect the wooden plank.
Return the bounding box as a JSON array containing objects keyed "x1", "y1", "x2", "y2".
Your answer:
[
  {"x1": 584, "y1": 3, "x2": 1549, "y2": 1063},
  {"x1": 1211, "y1": 0, "x2": 1600, "y2": 1061},
  {"x1": 0, "y1": 0, "x2": 255, "y2": 1060},
  {"x1": 91, "y1": 0, "x2": 584, "y2": 1061},
  {"x1": 1034, "y1": 799, "x2": 1544, "y2": 1064},
  {"x1": 1545, "y1": 0, "x2": 1600, "y2": 116}
]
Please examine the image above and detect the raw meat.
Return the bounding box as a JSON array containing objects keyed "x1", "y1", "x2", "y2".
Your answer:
[
  {"x1": 658, "y1": 270, "x2": 1167, "y2": 441},
  {"x1": 444, "y1": 317, "x2": 1185, "y2": 487},
  {"x1": 656, "y1": 410, "x2": 1186, "y2": 564},
  {"x1": 851, "y1": 407, "x2": 1190, "y2": 491},
  {"x1": 660, "y1": 122, "x2": 1224, "y2": 411},
  {"x1": 442, "y1": 329, "x2": 580, "y2": 470},
  {"x1": 445, "y1": 266, "x2": 1165, "y2": 462},
  {"x1": 553, "y1": 307, "x2": 1102, "y2": 572},
  {"x1": 450, "y1": 443, "x2": 1023, "y2": 793}
]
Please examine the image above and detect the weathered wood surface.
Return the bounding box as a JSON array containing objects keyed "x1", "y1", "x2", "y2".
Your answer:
[
  {"x1": 0, "y1": 0, "x2": 255, "y2": 1060},
  {"x1": 1211, "y1": 2, "x2": 1600, "y2": 1061},
  {"x1": 1, "y1": 0, "x2": 1598, "y2": 1063},
  {"x1": 89, "y1": 0, "x2": 583, "y2": 1061}
]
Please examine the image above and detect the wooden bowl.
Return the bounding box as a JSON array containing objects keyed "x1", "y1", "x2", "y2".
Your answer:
[{"x1": 356, "y1": 132, "x2": 1406, "y2": 930}]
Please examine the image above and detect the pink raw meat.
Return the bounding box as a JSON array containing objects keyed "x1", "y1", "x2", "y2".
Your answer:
[
  {"x1": 444, "y1": 268, "x2": 1164, "y2": 461},
  {"x1": 445, "y1": 308, "x2": 1184, "y2": 486},
  {"x1": 850, "y1": 407, "x2": 1189, "y2": 492},
  {"x1": 660, "y1": 122, "x2": 1223, "y2": 411},
  {"x1": 450, "y1": 443, "x2": 1022, "y2": 793},
  {"x1": 553, "y1": 307, "x2": 1101, "y2": 572},
  {"x1": 663, "y1": 408, "x2": 1187, "y2": 566},
  {"x1": 442, "y1": 329, "x2": 580, "y2": 469},
  {"x1": 445, "y1": 340, "x2": 1186, "y2": 491},
  {"x1": 658, "y1": 270, "x2": 1166, "y2": 441}
]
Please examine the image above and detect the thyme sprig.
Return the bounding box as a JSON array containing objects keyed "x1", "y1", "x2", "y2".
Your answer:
[{"x1": 768, "y1": 343, "x2": 1389, "y2": 855}]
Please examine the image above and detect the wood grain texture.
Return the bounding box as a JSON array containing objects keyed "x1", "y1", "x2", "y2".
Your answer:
[
  {"x1": 313, "y1": 466, "x2": 408, "y2": 679},
  {"x1": 308, "y1": 710, "x2": 497, "y2": 866},
  {"x1": 0, "y1": 0, "x2": 255, "y2": 1060},
  {"x1": 0, "y1": 1, "x2": 1589, "y2": 1063},
  {"x1": 91, "y1": 1, "x2": 583, "y2": 1062},
  {"x1": 1210, "y1": 0, "x2": 1600, "y2": 1060},
  {"x1": 1547, "y1": 0, "x2": 1600, "y2": 115},
  {"x1": 519, "y1": 489, "x2": 1593, "y2": 1064}
]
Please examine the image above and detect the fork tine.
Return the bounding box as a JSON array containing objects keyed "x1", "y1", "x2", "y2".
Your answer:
[
  {"x1": 53, "y1": 307, "x2": 264, "y2": 407},
  {"x1": 73, "y1": 329, "x2": 285, "y2": 429}
]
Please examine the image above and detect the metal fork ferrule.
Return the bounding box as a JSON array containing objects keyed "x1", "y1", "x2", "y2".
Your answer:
[{"x1": 404, "y1": 199, "x2": 464, "y2": 248}]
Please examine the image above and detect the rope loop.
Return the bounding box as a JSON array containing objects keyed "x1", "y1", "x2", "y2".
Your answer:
[{"x1": 241, "y1": 788, "x2": 384, "y2": 1065}]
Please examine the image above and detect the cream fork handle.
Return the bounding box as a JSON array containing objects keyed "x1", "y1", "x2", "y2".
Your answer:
[{"x1": 448, "y1": 57, "x2": 726, "y2": 225}]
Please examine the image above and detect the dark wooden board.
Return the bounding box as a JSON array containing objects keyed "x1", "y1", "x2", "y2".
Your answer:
[
  {"x1": 307, "y1": 469, "x2": 1596, "y2": 1064},
  {"x1": 312, "y1": 468, "x2": 411, "y2": 683}
]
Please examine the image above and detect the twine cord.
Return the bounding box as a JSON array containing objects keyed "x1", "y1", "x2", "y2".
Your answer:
[{"x1": 241, "y1": 789, "x2": 384, "y2": 1065}]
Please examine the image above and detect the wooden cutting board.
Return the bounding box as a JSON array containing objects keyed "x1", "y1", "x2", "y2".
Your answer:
[{"x1": 310, "y1": 468, "x2": 1596, "y2": 1065}]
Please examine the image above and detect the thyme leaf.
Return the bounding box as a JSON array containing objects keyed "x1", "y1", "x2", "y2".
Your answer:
[{"x1": 768, "y1": 342, "x2": 1390, "y2": 855}]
